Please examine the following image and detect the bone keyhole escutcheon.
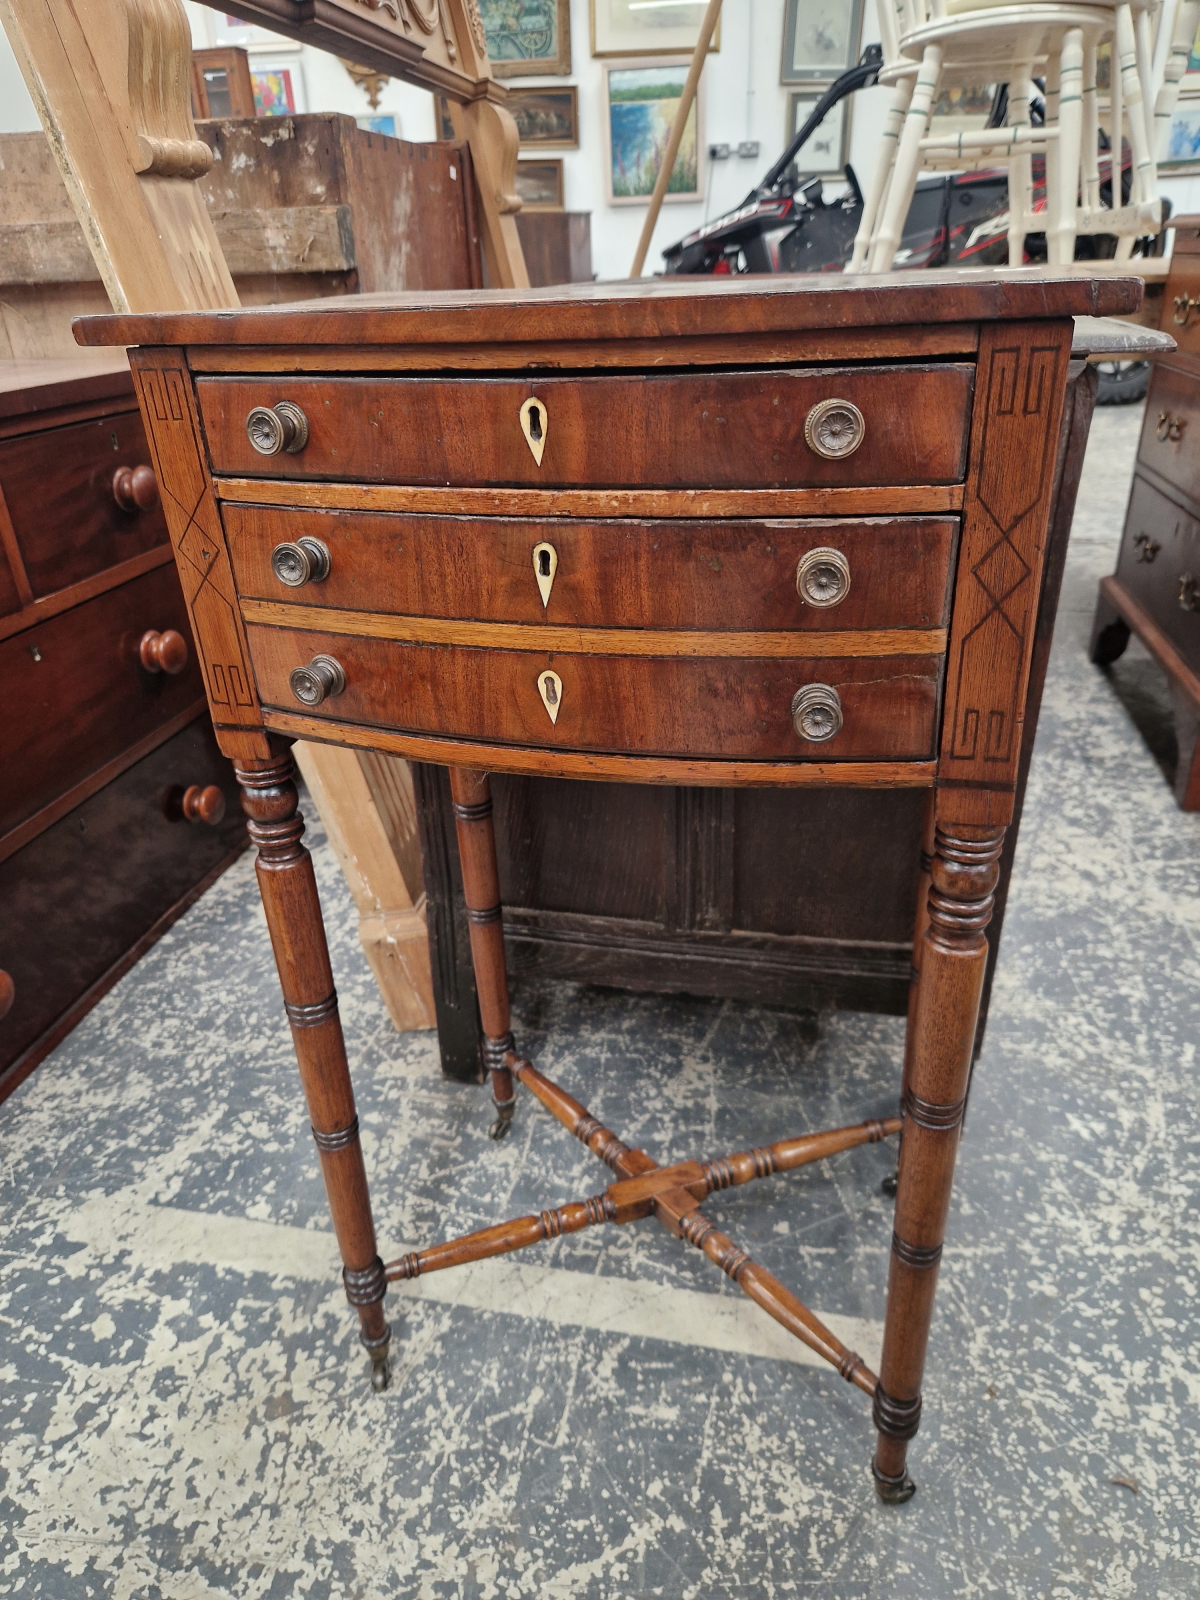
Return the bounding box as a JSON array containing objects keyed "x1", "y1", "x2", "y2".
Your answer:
[
  {"x1": 538, "y1": 669, "x2": 563, "y2": 724},
  {"x1": 532, "y1": 541, "x2": 558, "y2": 606},
  {"x1": 520, "y1": 397, "x2": 548, "y2": 466}
]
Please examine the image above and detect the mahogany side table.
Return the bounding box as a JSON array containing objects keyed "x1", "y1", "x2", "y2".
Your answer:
[{"x1": 78, "y1": 271, "x2": 1139, "y2": 1501}]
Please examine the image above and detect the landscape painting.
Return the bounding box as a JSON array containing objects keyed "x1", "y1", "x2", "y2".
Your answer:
[{"x1": 605, "y1": 63, "x2": 701, "y2": 203}]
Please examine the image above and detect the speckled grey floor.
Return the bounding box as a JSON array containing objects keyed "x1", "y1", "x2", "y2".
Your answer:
[{"x1": 3, "y1": 403, "x2": 1200, "y2": 1599}]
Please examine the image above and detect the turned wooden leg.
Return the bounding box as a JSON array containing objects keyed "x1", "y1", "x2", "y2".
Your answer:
[
  {"x1": 237, "y1": 749, "x2": 391, "y2": 1390},
  {"x1": 448, "y1": 767, "x2": 517, "y2": 1138},
  {"x1": 885, "y1": 794, "x2": 937, "y2": 1199},
  {"x1": 873, "y1": 821, "x2": 1005, "y2": 1502}
]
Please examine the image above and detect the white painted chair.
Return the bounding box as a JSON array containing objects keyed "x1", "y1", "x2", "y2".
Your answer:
[{"x1": 850, "y1": 0, "x2": 1186, "y2": 272}]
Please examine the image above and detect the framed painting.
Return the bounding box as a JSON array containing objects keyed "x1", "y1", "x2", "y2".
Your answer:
[
  {"x1": 480, "y1": 0, "x2": 572, "y2": 78},
  {"x1": 604, "y1": 61, "x2": 703, "y2": 205},
  {"x1": 786, "y1": 92, "x2": 849, "y2": 174},
  {"x1": 516, "y1": 159, "x2": 565, "y2": 209},
  {"x1": 1162, "y1": 96, "x2": 1200, "y2": 167},
  {"x1": 781, "y1": 0, "x2": 864, "y2": 84},
  {"x1": 507, "y1": 87, "x2": 579, "y2": 147},
  {"x1": 591, "y1": 0, "x2": 719, "y2": 59},
  {"x1": 251, "y1": 65, "x2": 303, "y2": 116}
]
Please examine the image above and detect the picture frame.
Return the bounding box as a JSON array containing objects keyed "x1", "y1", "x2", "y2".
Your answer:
[
  {"x1": 781, "y1": 0, "x2": 864, "y2": 85},
  {"x1": 1161, "y1": 94, "x2": 1200, "y2": 167},
  {"x1": 785, "y1": 92, "x2": 849, "y2": 175},
  {"x1": 250, "y1": 64, "x2": 303, "y2": 116},
  {"x1": 591, "y1": 0, "x2": 720, "y2": 59},
  {"x1": 506, "y1": 87, "x2": 579, "y2": 148},
  {"x1": 515, "y1": 158, "x2": 565, "y2": 209},
  {"x1": 480, "y1": 0, "x2": 572, "y2": 79},
  {"x1": 603, "y1": 60, "x2": 703, "y2": 205}
]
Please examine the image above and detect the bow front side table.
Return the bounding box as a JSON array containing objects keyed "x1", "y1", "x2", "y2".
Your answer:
[{"x1": 79, "y1": 271, "x2": 1138, "y2": 1500}]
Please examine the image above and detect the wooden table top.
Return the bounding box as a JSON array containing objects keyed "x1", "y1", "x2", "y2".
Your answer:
[{"x1": 74, "y1": 268, "x2": 1143, "y2": 351}]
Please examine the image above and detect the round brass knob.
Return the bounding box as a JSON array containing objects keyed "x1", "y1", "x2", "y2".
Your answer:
[
  {"x1": 139, "y1": 628, "x2": 189, "y2": 674},
  {"x1": 792, "y1": 683, "x2": 843, "y2": 743},
  {"x1": 271, "y1": 537, "x2": 331, "y2": 587},
  {"x1": 246, "y1": 400, "x2": 309, "y2": 456},
  {"x1": 803, "y1": 398, "x2": 865, "y2": 460},
  {"x1": 112, "y1": 464, "x2": 159, "y2": 512},
  {"x1": 289, "y1": 653, "x2": 345, "y2": 706},
  {"x1": 0, "y1": 969, "x2": 14, "y2": 1021},
  {"x1": 796, "y1": 547, "x2": 851, "y2": 607}
]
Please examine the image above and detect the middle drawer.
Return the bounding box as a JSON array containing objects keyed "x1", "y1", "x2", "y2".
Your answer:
[{"x1": 225, "y1": 509, "x2": 958, "y2": 633}]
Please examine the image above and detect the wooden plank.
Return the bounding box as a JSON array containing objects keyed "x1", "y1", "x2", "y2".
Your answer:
[
  {"x1": 264, "y1": 711, "x2": 939, "y2": 788},
  {"x1": 214, "y1": 478, "x2": 967, "y2": 518},
  {"x1": 239, "y1": 601, "x2": 949, "y2": 660}
]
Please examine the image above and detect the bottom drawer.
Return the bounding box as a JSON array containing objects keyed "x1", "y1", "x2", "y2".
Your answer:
[
  {"x1": 0, "y1": 717, "x2": 246, "y2": 1089},
  {"x1": 1116, "y1": 474, "x2": 1200, "y2": 671},
  {"x1": 246, "y1": 625, "x2": 943, "y2": 762}
]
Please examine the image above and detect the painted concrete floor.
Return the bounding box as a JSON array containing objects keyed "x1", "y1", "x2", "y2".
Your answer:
[{"x1": 3, "y1": 403, "x2": 1200, "y2": 1599}]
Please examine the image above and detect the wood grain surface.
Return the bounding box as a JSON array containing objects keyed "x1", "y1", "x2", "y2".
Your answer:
[
  {"x1": 197, "y1": 367, "x2": 974, "y2": 490},
  {"x1": 226, "y1": 509, "x2": 958, "y2": 633}
]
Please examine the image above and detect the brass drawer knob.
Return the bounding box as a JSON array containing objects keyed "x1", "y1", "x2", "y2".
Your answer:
[
  {"x1": 271, "y1": 537, "x2": 331, "y2": 587},
  {"x1": 1157, "y1": 410, "x2": 1186, "y2": 443},
  {"x1": 163, "y1": 783, "x2": 227, "y2": 826},
  {"x1": 246, "y1": 400, "x2": 309, "y2": 456},
  {"x1": 1173, "y1": 291, "x2": 1200, "y2": 327},
  {"x1": 289, "y1": 653, "x2": 345, "y2": 706},
  {"x1": 803, "y1": 398, "x2": 865, "y2": 460},
  {"x1": 792, "y1": 683, "x2": 843, "y2": 743},
  {"x1": 796, "y1": 546, "x2": 851, "y2": 607},
  {"x1": 139, "y1": 627, "x2": 189, "y2": 674},
  {"x1": 1180, "y1": 573, "x2": 1200, "y2": 613},
  {"x1": 112, "y1": 463, "x2": 159, "y2": 512}
]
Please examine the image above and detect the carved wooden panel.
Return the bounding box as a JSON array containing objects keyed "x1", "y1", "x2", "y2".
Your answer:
[
  {"x1": 129, "y1": 348, "x2": 261, "y2": 735},
  {"x1": 938, "y1": 321, "x2": 1072, "y2": 794}
]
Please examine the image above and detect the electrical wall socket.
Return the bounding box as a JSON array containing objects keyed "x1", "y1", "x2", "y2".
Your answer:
[
  {"x1": 737, "y1": 141, "x2": 761, "y2": 159},
  {"x1": 708, "y1": 142, "x2": 731, "y2": 160}
]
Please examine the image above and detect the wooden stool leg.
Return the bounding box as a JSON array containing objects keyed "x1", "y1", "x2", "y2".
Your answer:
[
  {"x1": 872, "y1": 821, "x2": 1005, "y2": 1502},
  {"x1": 237, "y1": 750, "x2": 391, "y2": 1389},
  {"x1": 883, "y1": 793, "x2": 937, "y2": 1200},
  {"x1": 448, "y1": 767, "x2": 517, "y2": 1138}
]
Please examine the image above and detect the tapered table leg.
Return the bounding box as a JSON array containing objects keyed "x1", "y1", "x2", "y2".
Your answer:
[
  {"x1": 873, "y1": 821, "x2": 1005, "y2": 1502},
  {"x1": 448, "y1": 767, "x2": 517, "y2": 1137},
  {"x1": 237, "y1": 749, "x2": 391, "y2": 1389}
]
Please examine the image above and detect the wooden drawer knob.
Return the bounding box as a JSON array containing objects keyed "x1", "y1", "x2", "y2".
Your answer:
[
  {"x1": 796, "y1": 547, "x2": 851, "y2": 607},
  {"x1": 139, "y1": 628, "x2": 189, "y2": 674},
  {"x1": 271, "y1": 537, "x2": 331, "y2": 587},
  {"x1": 792, "y1": 684, "x2": 843, "y2": 743},
  {"x1": 246, "y1": 400, "x2": 309, "y2": 456},
  {"x1": 0, "y1": 969, "x2": 14, "y2": 1022},
  {"x1": 803, "y1": 399, "x2": 865, "y2": 460},
  {"x1": 164, "y1": 783, "x2": 227, "y2": 825},
  {"x1": 289, "y1": 653, "x2": 345, "y2": 706},
  {"x1": 112, "y1": 464, "x2": 159, "y2": 512}
]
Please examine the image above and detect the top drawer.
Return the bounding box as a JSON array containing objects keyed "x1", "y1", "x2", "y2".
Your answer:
[
  {"x1": 0, "y1": 409, "x2": 168, "y2": 599},
  {"x1": 196, "y1": 366, "x2": 974, "y2": 489},
  {"x1": 1166, "y1": 247, "x2": 1200, "y2": 360}
]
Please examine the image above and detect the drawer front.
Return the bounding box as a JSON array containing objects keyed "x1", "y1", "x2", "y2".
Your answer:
[
  {"x1": 0, "y1": 563, "x2": 205, "y2": 841},
  {"x1": 0, "y1": 717, "x2": 244, "y2": 1080},
  {"x1": 0, "y1": 409, "x2": 168, "y2": 597},
  {"x1": 225, "y1": 507, "x2": 959, "y2": 632},
  {"x1": 246, "y1": 624, "x2": 941, "y2": 761},
  {"x1": 1116, "y1": 474, "x2": 1200, "y2": 669},
  {"x1": 199, "y1": 366, "x2": 974, "y2": 489},
  {"x1": 1165, "y1": 250, "x2": 1200, "y2": 357},
  {"x1": 1137, "y1": 362, "x2": 1200, "y2": 504}
]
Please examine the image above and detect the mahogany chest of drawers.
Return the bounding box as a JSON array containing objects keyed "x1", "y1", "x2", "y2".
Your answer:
[
  {"x1": 1092, "y1": 218, "x2": 1200, "y2": 808},
  {"x1": 0, "y1": 358, "x2": 245, "y2": 1099},
  {"x1": 78, "y1": 271, "x2": 1138, "y2": 1500}
]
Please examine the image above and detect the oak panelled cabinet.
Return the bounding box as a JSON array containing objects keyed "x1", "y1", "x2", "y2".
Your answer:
[{"x1": 79, "y1": 270, "x2": 1137, "y2": 1500}]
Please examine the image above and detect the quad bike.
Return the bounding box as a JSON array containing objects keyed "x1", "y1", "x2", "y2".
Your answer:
[{"x1": 662, "y1": 46, "x2": 1164, "y2": 403}]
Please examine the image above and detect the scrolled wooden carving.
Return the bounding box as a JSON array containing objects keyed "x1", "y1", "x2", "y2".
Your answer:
[{"x1": 125, "y1": 0, "x2": 213, "y2": 178}]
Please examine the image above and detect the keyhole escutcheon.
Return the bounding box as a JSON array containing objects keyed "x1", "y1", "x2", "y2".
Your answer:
[
  {"x1": 520, "y1": 397, "x2": 548, "y2": 466},
  {"x1": 532, "y1": 540, "x2": 558, "y2": 607},
  {"x1": 537, "y1": 668, "x2": 564, "y2": 724}
]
